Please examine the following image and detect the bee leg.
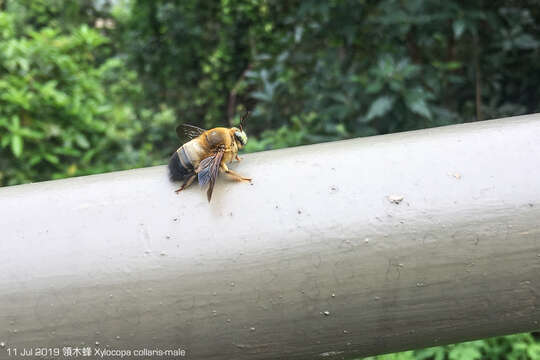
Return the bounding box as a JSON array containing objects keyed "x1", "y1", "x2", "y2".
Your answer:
[
  {"x1": 235, "y1": 154, "x2": 242, "y2": 162},
  {"x1": 221, "y1": 164, "x2": 251, "y2": 183},
  {"x1": 175, "y1": 174, "x2": 197, "y2": 193}
]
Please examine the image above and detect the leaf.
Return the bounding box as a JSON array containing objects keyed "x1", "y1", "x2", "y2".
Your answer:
[
  {"x1": 11, "y1": 135, "x2": 23, "y2": 158},
  {"x1": 453, "y1": 19, "x2": 466, "y2": 39},
  {"x1": 10, "y1": 115, "x2": 20, "y2": 130},
  {"x1": 407, "y1": 98, "x2": 432, "y2": 119},
  {"x1": 527, "y1": 344, "x2": 540, "y2": 359},
  {"x1": 53, "y1": 147, "x2": 81, "y2": 156},
  {"x1": 365, "y1": 81, "x2": 383, "y2": 94},
  {"x1": 29, "y1": 155, "x2": 42, "y2": 166},
  {"x1": 330, "y1": 93, "x2": 348, "y2": 104},
  {"x1": 251, "y1": 91, "x2": 272, "y2": 102},
  {"x1": 513, "y1": 33, "x2": 540, "y2": 50},
  {"x1": 244, "y1": 70, "x2": 258, "y2": 79},
  {"x1": 1, "y1": 136, "x2": 10, "y2": 148},
  {"x1": 294, "y1": 26, "x2": 304, "y2": 43},
  {"x1": 44, "y1": 154, "x2": 60, "y2": 165},
  {"x1": 415, "y1": 347, "x2": 445, "y2": 360},
  {"x1": 75, "y1": 133, "x2": 90, "y2": 149},
  {"x1": 19, "y1": 128, "x2": 44, "y2": 140},
  {"x1": 366, "y1": 96, "x2": 395, "y2": 121},
  {"x1": 449, "y1": 342, "x2": 483, "y2": 360}
]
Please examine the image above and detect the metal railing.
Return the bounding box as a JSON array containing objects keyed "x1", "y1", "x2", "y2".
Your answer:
[{"x1": 0, "y1": 114, "x2": 539, "y2": 359}]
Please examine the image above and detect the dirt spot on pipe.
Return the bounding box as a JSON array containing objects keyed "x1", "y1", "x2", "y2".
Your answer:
[{"x1": 387, "y1": 195, "x2": 404, "y2": 204}]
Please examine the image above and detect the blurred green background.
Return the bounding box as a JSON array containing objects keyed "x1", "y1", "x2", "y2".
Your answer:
[{"x1": 0, "y1": 0, "x2": 538, "y2": 358}]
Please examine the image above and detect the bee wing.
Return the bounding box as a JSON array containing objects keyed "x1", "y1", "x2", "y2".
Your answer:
[
  {"x1": 196, "y1": 148, "x2": 224, "y2": 202},
  {"x1": 176, "y1": 124, "x2": 206, "y2": 141}
]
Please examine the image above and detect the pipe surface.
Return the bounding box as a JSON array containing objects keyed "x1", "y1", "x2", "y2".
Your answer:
[{"x1": 0, "y1": 115, "x2": 539, "y2": 360}]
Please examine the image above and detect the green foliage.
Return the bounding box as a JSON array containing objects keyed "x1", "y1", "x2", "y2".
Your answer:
[
  {"x1": 0, "y1": 12, "x2": 103, "y2": 184},
  {"x1": 2, "y1": 2, "x2": 538, "y2": 184},
  {"x1": 5, "y1": 0, "x2": 108, "y2": 33},
  {"x1": 111, "y1": 0, "x2": 540, "y2": 153},
  {"x1": 361, "y1": 333, "x2": 540, "y2": 360},
  {"x1": 6, "y1": 0, "x2": 537, "y2": 182},
  {"x1": 0, "y1": 9, "x2": 173, "y2": 185}
]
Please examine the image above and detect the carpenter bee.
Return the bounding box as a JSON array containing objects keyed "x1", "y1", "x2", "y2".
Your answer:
[{"x1": 168, "y1": 112, "x2": 251, "y2": 202}]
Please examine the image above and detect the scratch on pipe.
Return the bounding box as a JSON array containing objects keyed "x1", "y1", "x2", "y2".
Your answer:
[
  {"x1": 320, "y1": 351, "x2": 344, "y2": 357},
  {"x1": 233, "y1": 343, "x2": 271, "y2": 351}
]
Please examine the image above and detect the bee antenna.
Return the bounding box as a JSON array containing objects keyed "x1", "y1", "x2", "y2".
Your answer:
[{"x1": 239, "y1": 111, "x2": 250, "y2": 132}]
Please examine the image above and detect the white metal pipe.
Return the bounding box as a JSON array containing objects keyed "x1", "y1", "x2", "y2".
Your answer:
[{"x1": 0, "y1": 115, "x2": 539, "y2": 359}]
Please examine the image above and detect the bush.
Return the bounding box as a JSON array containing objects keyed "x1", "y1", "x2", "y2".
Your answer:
[
  {"x1": 115, "y1": 0, "x2": 540, "y2": 152},
  {"x1": 362, "y1": 332, "x2": 540, "y2": 360},
  {"x1": 0, "y1": 11, "x2": 175, "y2": 185}
]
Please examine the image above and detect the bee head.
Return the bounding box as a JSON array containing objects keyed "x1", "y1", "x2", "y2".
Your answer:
[
  {"x1": 232, "y1": 111, "x2": 250, "y2": 148},
  {"x1": 233, "y1": 128, "x2": 248, "y2": 148}
]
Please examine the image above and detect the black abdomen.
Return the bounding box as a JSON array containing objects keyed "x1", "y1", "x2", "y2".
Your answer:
[{"x1": 168, "y1": 147, "x2": 194, "y2": 181}]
